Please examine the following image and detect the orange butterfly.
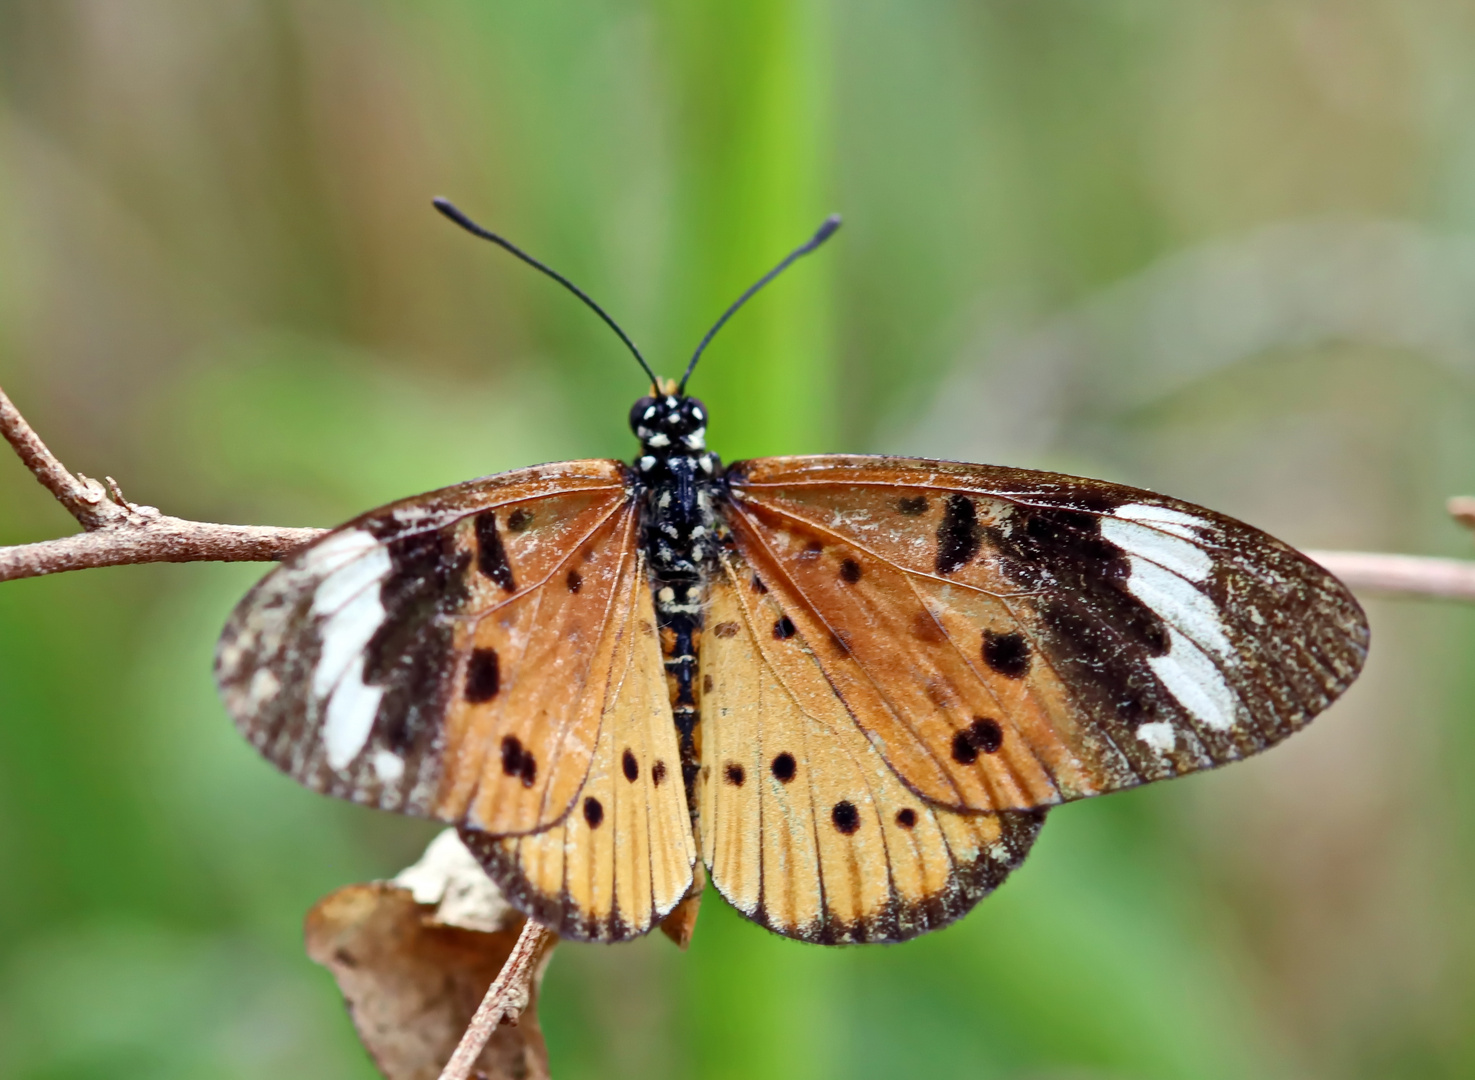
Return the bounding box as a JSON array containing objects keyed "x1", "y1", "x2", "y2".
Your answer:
[{"x1": 216, "y1": 203, "x2": 1368, "y2": 945}]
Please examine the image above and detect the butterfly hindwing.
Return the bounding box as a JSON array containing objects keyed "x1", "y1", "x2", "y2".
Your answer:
[
  {"x1": 723, "y1": 455, "x2": 1369, "y2": 813},
  {"x1": 459, "y1": 556, "x2": 696, "y2": 942},
  {"x1": 699, "y1": 548, "x2": 1043, "y2": 944},
  {"x1": 217, "y1": 460, "x2": 642, "y2": 834}
]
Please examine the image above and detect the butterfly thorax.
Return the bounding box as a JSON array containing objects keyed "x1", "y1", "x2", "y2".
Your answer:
[{"x1": 629, "y1": 393, "x2": 726, "y2": 824}]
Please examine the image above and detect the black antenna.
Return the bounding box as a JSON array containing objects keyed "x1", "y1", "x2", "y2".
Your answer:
[
  {"x1": 677, "y1": 214, "x2": 842, "y2": 395},
  {"x1": 433, "y1": 197, "x2": 660, "y2": 389}
]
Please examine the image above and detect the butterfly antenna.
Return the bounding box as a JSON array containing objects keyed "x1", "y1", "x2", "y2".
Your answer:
[
  {"x1": 677, "y1": 214, "x2": 842, "y2": 395},
  {"x1": 433, "y1": 197, "x2": 660, "y2": 389}
]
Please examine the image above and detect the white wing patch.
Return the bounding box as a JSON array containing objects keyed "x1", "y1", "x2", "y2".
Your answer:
[
  {"x1": 1103, "y1": 505, "x2": 1241, "y2": 733},
  {"x1": 303, "y1": 527, "x2": 382, "y2": 578},
  {"x1": 372, "y1": 747, "x2": 406, "y2": 782},
  {"x1": 1109, "y1": 502, "x2": 1207, "y2": 539},
  {"x1": 306, "y1": 530, "x2": 393, "y2": 770},
  {"x1": 1120, "y1": 557, "x2": 1234, "y2": 659},
  {"x1": 1099, "y1": 515, "x2": 1212, "y2": 581},
  {"x1": 1135, "y1": 720, "x2": 1177, "y2": 754},
  {"x1": 1149, "y1": 626, "x2": 1239, "y2": 732}
]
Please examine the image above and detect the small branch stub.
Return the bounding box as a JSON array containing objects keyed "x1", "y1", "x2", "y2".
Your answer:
[{"x1": 1447, "y1": 496, "x2": 1475, "y2": 534}]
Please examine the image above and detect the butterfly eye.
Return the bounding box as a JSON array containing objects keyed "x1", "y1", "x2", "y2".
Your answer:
[
  {"x1": 628, "y1": 396, "x2": 656, "y2": 433},
  {"x1": 684, "y1": 397, "x2": 707, "y2": 425}
]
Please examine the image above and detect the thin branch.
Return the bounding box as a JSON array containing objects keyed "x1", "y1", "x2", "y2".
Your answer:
[
  {"x1": 1305, "y1": 550, "x2": 1475, "y2": 601},
  {"x1": 0, "y1": 384, "x2": 116, "y2": 529},
  {"x1": 437, "y1": 918, "x2": 556, "y2": 1080},
  {"x1": 0, "y1": 384, "x2": 324, "y2": 581},
  {"x1": 0, "y1": 521, "x2": 327, "y2": 582}
]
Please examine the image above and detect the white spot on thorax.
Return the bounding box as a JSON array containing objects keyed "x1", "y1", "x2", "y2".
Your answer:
[
  {"x1": 658, "y1": 491, "x2": 671, "y2": 508},
  {"x1": 1135, "y1": 721, "x2": 1177, "y2": 754},
  {"x1": 640, "y1": 456, "x2": 656, "y2": 471},
  {"x1": 659, "y1": 587, "x2": 676, "y2": 602},
  {"x1": 648, "y1": 432, "x2": 671, "y2": 448},
  {"x1": 685, "y1": 430, "x2": 705, "y2": 450}
]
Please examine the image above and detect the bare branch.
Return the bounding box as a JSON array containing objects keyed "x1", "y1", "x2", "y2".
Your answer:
[
  {"x1": 1306, "y1": 550, "x2": 1475, "y2": 601},
  {"x1": 0, "y1": 519, "x2": 327, "y2": 582},
  {"x1": 437, "y1": 918, "x2": 556, "y2": 1080},
  {"x1": 1, "y1": 384, "x2": 325, "y2": 581}
]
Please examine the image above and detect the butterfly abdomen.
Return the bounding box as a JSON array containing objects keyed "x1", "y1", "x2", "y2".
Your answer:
[{"x1": 630, "y1": 393, "x2": 726, "y2": 827}]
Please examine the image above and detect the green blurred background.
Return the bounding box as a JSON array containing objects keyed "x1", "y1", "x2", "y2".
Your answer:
[{"x1": 2, "y1": 2, "x2": 1474, "y2": 1077}]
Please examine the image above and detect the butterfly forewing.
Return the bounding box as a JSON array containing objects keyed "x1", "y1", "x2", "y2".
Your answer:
[
  {"x1": 217, "y1": 460, "x2": 637, "y2": 833},
  {"x1": 460, "y1": 557, "x2": 696, "y2": 942},
  {"x1": 699, "y1": 548, "x2": 1043, "y2": 944},
  {"x1": 723, "y1": 455, "x2": 1369, "y2": 813}
]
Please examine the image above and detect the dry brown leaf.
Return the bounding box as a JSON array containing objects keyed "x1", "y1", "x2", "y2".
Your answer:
[{"x1": 305, "y1": 880, "x2": 554, "y2": 1080}]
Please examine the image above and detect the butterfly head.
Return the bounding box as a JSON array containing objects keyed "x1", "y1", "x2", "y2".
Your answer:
[{"x1": 630, "y1": 393, "x2": 708, "y2": 455}]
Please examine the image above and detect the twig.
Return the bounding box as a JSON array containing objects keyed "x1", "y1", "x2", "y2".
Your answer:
[
  {"x1": 0, "y1": 384, "x2": 324, "y2": 581},
  {"x1": 1305, "y1": 550, "x2": 1475, "y2": 601},
  {"x1": 437, "y1": 918, "x2": 555, "y2": 1080}
]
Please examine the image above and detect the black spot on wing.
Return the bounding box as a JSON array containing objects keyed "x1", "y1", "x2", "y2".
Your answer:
[
  {"x1": 622, "y1": 748, "x2": 639, "y2": 782},
  {"x1": 583, "y1": 796, "x2": 604, "y2": 828},
  {"x1": 770, "y1": 752, "x2": 796, "y2": 783},
  {"x1": 950, "y1": 717, "x2": 1004, "y2": 764},
  {"x1": 982, "y1": 630, "x2": 1031, "y2": 678},
  {"x1": 898, "y1": 496, "x2": 928, "y2": 516},
  {"x1": 506, "y1": 507, "x2": 534, "y2": 532},
  {"x1": 936, "y1": 495, "x2": 982, "y2": 575},
  {"x1": 773, "y1": 616, "x2": 796, "y2": 640},
  {"x1": 831, "y1": 800, "x2": 860, "y2": 835},
  {"x1": 474, "y1": 511, "x2": 516, "y2": 591},
  {"x1": 840, "y1": 558, "x2": 862, "y2": 584},
  {"x1": 465, "y1": 648, "x2": 500, "y2": 702},
  {"x1": 501, "y1": 735, "x2": 524, "y2": 777},
  {"x1": 724, "y1": 762, "x2": 746, "y2": 786},
  {"x1": 652, "y1": 760, "x2": 668, "y2": 786}
]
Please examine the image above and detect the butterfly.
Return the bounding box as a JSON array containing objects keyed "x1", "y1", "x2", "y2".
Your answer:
[{"x1": 215, "y1": 200, "x2": 1370, "y2": 946}]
